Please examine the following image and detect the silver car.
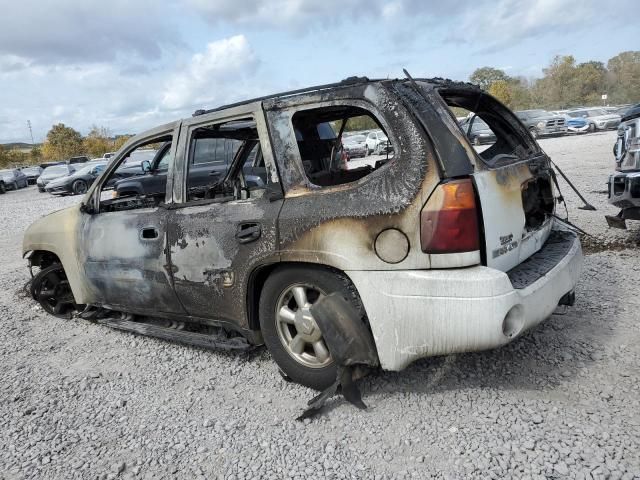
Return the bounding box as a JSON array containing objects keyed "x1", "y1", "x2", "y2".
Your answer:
[{"x1": 567, "y1": 108, "x2": 621, "y2": 131}]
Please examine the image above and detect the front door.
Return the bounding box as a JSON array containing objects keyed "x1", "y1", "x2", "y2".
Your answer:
[
  {"x1": 167, "y1": 110, "x2": 283, "y2": 326},
  {"x1": 78, "y1": 126, "x2": 185, "y2": 315}
]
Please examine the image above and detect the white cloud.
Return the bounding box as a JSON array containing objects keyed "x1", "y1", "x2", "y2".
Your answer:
[
  {"x1": 0, "y1": 0, "x2": 179, "y2": 64},
  {"x1": 186, "y1": 0, "x2": 376, "y2": 28},
  {"x1": 162, "y1": 35, "x2": 259, "y2": 110},
  {"x1": 453, "y1": 0, "x2": 604, "y2": 49}
]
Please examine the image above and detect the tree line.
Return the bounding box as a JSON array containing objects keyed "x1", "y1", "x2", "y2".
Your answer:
[
  {"x1": 471, "y1": 50, "x2": 640, "y2": 111},
  {"x1": 0, "y1": 125, "x2": 131, "y2": 169}
]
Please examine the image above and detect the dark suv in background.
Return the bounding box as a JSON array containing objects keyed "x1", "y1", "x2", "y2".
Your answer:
[
  {"x1": 113, "y1": 140, "x2": 266, "y2": 199},
  {"x1": 516, "y1": 110, "x2": 567, "y2": 138}
]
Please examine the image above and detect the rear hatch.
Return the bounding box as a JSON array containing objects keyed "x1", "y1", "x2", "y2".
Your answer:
[
  {"x1": 472, "y1": 157, "x2": 556, "y2": 272},
  {"x1": 394, "y1": 80, "x2": 557, "y2": 273}
]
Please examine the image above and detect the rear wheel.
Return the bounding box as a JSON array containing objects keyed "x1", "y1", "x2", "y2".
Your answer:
[
  {"x1": 259, "y1": 266, "x2": 362, "y2": 390},
  {"x1": 30, "y1": 263, "x2": 83, "y2": 318},
  {"x1": 588, "y1": 123, "x2": 596, "y2": 133},
  {"x1": 72, "y1": 179, "x2": 88, "y2": 195},
  {"x1": 0, "y1": 182, "x2": 5, "y2": 194}
]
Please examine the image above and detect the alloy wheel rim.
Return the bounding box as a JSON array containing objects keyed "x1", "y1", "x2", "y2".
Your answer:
[{"x1": 274, "y1": 283, "x2": 332, "y2": 369}]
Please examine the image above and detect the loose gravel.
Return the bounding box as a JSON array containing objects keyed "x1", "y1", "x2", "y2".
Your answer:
[{"x1": 1, "y1": 132, "x2": 639, "y2": 479}]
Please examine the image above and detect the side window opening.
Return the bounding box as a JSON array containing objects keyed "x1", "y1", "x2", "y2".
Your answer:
[
  {"x1": 444, "y1": 93, "x2": 537, "y2": 166},
  {"x1": 185, "y1": 119, "x2": 267, "y2": 203},
  {"x1": 98, "y1": 135, "x2": 172, "y2": 213},
  {"x1": 291, "y1": 105, "x2": 394, "y2": 188}
]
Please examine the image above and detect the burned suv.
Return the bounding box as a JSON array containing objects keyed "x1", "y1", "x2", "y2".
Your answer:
[{"x1": 23, "y1": 77, "x2": 582, "y2": 390}]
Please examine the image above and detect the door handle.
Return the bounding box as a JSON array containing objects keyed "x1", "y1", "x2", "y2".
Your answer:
[
  {"x1": 236, "y1": 223, "x2": 261, "y2": 244},
  {"x1": 140, "y1": 227, "x2": 159, "y2": 240}
]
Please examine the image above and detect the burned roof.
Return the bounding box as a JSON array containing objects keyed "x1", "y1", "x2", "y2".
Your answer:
[{"x1": 191, "y1": 75, "x2": 481, "y2": 118}]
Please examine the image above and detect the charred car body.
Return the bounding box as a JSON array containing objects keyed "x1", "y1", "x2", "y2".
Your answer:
[
  {"x1": 24, "y1": 77, "x2": 582, "y2": 390},
  {"x1": 606, "y1": 103, "x2": 640, "y2": 229}
]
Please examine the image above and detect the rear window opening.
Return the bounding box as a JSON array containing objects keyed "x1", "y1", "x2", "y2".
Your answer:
[
  {"x1": 443, "y1": 91, "x2": 538, "y2": 167},
  {"x1": 291, "y1": 105, "x2": 394, "y2": 188}
]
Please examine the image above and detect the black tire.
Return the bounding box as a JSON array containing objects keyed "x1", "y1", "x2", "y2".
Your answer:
[
  {"x1": 72, "y1": 179, "x2": 88, "y2": 195},
  {"x1": 30, "y1": 263, "x2": 83, "y2": 318},
  {"x1": 12, "y1": 182, "x2": 18, "y2": 190},
  {"x1": 0, "y1": 182, "x2": 5, "y2": 194},
  {"x1": 259, "y1": 265, "x2": 364, "y2": 390},
  {"x1": 588, "y1": 123, "x2": 596, "y2": 133}
]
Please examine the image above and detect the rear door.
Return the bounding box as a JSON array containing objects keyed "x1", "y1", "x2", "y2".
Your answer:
[{"x1": 166, "y1": 106, "x2": 283, "y2": 325}]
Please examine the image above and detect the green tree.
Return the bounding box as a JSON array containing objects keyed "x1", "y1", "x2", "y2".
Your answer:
[
  {"x1": 532, "y1": 55, "x2": 580, "y2": 109},
  {"x1": 469, "y1": 67, "x2": 510, "y2": 90},
  {"x1": 488, "y1": 80, "x2": 513, "y2": 107},
  {"x1": 607, "y1": 51, "x2": 640, "y2": 104},
  {"x1": 83, "y1": 125, "x2": 112, "y2": 158},
  {"x1": 41, "y1": 123, "x2": 83, "y2": 161},
  {"x1": 508, "y1": 77, "x2": 533, "y2": 110},
  {"x1": 113, "y1": 135, "x2": 133, "y2": 151},
  {"x1": 574, "y1": 61, "x2": 607, "y2": 105},
  {"x1": 30, "y1": 146, "x2": 42, "y2": 162}
]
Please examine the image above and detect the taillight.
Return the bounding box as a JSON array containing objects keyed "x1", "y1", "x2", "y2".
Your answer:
[{"x1": 420, "y1": 178, "x2": 480, "y2": 254}]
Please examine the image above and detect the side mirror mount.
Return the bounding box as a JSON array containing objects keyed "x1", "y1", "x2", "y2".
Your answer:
[{"x1": 141, "y1": 160, "x2": 152, "y2": 172}]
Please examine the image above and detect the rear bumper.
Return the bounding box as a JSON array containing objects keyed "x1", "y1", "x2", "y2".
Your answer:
[{"x1": 346, "y1": 229, "x2": 583, "y2": 371}]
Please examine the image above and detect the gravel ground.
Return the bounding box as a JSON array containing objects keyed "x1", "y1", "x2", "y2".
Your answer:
[{"x1": 1, "y1": 132, "x2": 640, "y2": 479}]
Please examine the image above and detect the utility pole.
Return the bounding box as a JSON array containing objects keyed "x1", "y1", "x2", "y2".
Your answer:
[{"x1": 27, "y1": 120, "x2": 34, "y2": 145}]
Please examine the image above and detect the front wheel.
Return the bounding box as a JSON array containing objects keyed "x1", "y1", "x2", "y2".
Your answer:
[
  {"x1": 259, "y1": 266, "x2": 363, "y2": 390},
  {"x1": 72, "y1": 179, "x2": 88, "y2": 195},
  {"x1": 0, "y1": 182, "x2": 5, "y2": 194},
  {"x1": 30, "y1": 263, "x2": 83, "y2": 318}
]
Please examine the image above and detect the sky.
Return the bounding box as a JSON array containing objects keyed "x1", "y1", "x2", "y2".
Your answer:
[{"x1": 0, "y1": 0, "x2": 637, "y2": 143}]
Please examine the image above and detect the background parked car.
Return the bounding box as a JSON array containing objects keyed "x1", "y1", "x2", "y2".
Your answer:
[
  {"x1": 459, "y1": 116, "x2": 498, "y2": 145},
  {"x1": 67, "y1": 155, "x2": 90, "y2": 165},
  {"x1": 20, "y1": 166, "x2": 43, "y2": 184},
  {"x1": 45, "y1": 161, "x2": 107, "y2": 195},
  {"x1": 36, "y1": 164, "x2": 76, "y2": 192},
  {"x1": 567, "y1": 108, "x2": 621, "y2": 131},
  {"x1": 0, "y1": 169, "x2": 29, "y2": 190},
  {"x1": 515, "y1": 110, "x2": 568, "y2": 138},
  {"x1": 114, "y1": 140, "x2": 266, "y2": 199},
  {"x1": 552, "y1": 112, "x2": 590, "y2": 134},
  {"x1": 365, "y1": 130, "x2": 392, "y2": 155},
  {"x1": 343, "y1": 134, "x2": 367, "y2": 158}
]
